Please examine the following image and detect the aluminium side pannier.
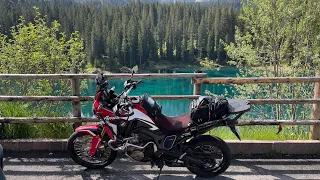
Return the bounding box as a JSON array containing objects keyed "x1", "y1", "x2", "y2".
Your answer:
[{"x1": 190, "y1": 96, "x2": 229, "y2": 124}]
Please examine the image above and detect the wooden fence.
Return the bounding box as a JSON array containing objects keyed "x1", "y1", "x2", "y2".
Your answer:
[{"x1": 0, "y1": 73, "x2": 320, "y2": 140}]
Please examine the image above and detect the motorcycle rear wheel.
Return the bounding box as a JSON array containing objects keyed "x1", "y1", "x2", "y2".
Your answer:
[
  {"x1": 186, "y1": 136, "x2": 231, "y2": 178},
  {"x1": 67, "y1": 132, "x2": 117, "y2": 169}
]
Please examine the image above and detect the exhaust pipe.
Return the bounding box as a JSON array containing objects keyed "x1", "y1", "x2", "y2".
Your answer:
[{"x1": 107, "y1": 138, "x2": 157, "y2": 152}]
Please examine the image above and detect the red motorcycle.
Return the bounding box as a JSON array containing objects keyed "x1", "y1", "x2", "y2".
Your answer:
[{"x1": 67, "y1": 69, "x2": 250, "y2": 178}]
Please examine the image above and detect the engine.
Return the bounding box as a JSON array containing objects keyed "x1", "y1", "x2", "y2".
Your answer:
[{"x1": 125, "y1": 134, "x2": 155, "y2": 162}]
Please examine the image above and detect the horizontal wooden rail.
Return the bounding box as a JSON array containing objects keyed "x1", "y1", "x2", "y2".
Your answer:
[
  {"x1": 249, "y1": 99, "x2": 320, "y2": 104},
  {"x1": 0, "y1": 95, "x2": 200, "y2": 101},
  {"x1": 0, "y1": 73, "x2": 207, "y2": 79},
  {"x1": 237, "y1": 120, "x2": 320, "y2": 126},
  {"x1": 0, "y1": 96, "x2": 94, "y2": 102},
  {"x1": 1, "y1": 117, "x2": 320, "y2": 125},
  {"x1": 1, "y1": 96, "x2": 320, "y2": 104},
  {"x1": 0, "y1": 117, "x2": 97, "y2": 123},
  {"x1": 192, "y1": 77, "x2": 320, "y2": 84}
]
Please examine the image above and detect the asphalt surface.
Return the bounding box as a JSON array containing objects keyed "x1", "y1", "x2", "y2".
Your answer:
[{"x1": 2, "y1": 152, "x2": 320, "y2": 180}]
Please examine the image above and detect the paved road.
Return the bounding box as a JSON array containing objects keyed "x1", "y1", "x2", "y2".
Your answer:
[{"x1": 2, "y1": 152, "x2": 320, "y2": 180}]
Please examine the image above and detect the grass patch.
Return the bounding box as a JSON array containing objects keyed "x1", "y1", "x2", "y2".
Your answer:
[
  {"x1": 1, "y1": 123, "x2": 73, "y2": 139},
  {"x1": 0, "y1": 102, "x2": 73, "y2": 139},
  {"x1": 209, "y1": 125, "x2": 310, "y2": 140}
]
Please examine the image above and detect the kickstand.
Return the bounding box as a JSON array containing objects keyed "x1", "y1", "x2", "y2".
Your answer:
[{"x1": 156, "y1": 167, "x2": 163, "y2": 180}]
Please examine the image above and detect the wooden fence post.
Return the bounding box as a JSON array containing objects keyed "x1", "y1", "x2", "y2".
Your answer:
[
  {"x1": 72, "y1": 68, "x2": 81, "y2": 129},
  {"x1": 311, "y1": 72, "x2": 320, "y2": 140},
  {"x1": 192, "y1": 71, "x2": 202, "y2": 95},
  {"x1": 193, "y1": 83, "x2": 202, "y2": 95}
]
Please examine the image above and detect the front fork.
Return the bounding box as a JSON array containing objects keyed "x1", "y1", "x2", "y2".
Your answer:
[
  {"x1": 89, "y1": 136, "x2": 103, "y2": 156},
  {"x1": 91, "y1": 124, "x2": 117, "y2": 156},
  {"x1": 76, "y1": 123, "x2": 116, "y2": 157}
]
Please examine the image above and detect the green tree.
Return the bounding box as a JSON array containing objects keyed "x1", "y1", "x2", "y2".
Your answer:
[
  {"x1": 198, "y1": 18, "x2": 207, "y2": 58},
  {"x1": 0, "y1": 1, "x2": 240, "y2": 70},
  {"x1": 207, "y1": 29, "x2": 215, "y2": 60},
  {"x1": 0, "y1": 6, "x2": 85, "y2": 98},
  {"x1": 0, "y1": 7, "x2": 85, "y2": 139},
  {"x1": 224, "y1": 0, "x2": 320, "y2": 121},
  {"x1": 127, "y1": 16, "x2": 138, "y2": 67},
  {"x1": 187, "y1": 17, "x2": 195, "y2": 61}
]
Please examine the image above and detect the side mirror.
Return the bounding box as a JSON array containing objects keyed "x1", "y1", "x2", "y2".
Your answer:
[
  {"x1": 95, "y1": 71, "x2": 109, "y2": 87},
  {"x1": 95, "y1": 72, "x2": 103, "y2": 85}
]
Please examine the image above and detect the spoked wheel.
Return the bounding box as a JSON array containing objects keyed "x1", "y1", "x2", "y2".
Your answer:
[
  {"x1": 67, "y1": 132, "x2": 117, "y2": 169},
  {"x1": 186, "y1": 136, "x2": 231, "y2": 178}
]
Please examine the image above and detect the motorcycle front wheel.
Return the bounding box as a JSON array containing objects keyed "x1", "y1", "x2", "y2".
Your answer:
[
  {"x1": 185, "y1": 136, "x2": 231, "y2": 178},
  {"x1": 67, "y1": 132, "x2": 117, "y2": 169}
]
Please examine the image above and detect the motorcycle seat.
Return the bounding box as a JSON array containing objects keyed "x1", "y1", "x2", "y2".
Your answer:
[{"x1": 156, "y1": 113, "x2": 191, "y2": 133}]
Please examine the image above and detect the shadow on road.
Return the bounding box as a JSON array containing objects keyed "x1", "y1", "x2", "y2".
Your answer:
[
  {"x1": 152, "y1": 175, "x2": 235, "y2": 180},
  {"x1": 2, "y1": 152, "x2": 320, "y2": 180}
]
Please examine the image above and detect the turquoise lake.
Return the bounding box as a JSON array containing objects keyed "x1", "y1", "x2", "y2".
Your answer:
[{"x1": 81, "y1": 67, "x2": 240, "y2": 117}]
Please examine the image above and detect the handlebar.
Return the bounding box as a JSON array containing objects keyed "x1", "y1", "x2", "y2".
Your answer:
[
  {"x1": 117, "y1": 79, "x2": 142, "y2": 99},
  {"x1": 109, "y1": 78, "x2": 142, "y2": 118}
]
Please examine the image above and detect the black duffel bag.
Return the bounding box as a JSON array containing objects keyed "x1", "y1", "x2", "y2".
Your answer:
[{"x1": 190, "y1": 96, "x2": 229, "y2": 124}]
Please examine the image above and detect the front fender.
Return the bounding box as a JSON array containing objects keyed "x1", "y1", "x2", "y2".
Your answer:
[
  {"x1": 75, "y1": 124, "x2": 101, "y2": 136},
  {"x1": 75, "y1": 124, "x2": 114, "y2": 140}
]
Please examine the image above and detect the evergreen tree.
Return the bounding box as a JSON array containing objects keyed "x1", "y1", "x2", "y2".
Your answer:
[
  {"x1": 0, "y1": 0, "x2": 240, "y2": 70},
  {"x1": 198, "y1": 18, "x2": 207, "y2": 58}
]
